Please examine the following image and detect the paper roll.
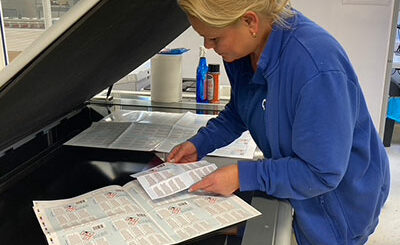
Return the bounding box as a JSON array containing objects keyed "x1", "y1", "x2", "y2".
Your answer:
[{"x1": 151, "y1": 54, "x2": 182, "y2": 103}]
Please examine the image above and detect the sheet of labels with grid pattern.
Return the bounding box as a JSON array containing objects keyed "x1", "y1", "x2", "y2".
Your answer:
[
  {"x1": 65, "y1": 111, "x2": 257, "y2": 159},
  {"x1": 33, "y1": 162, "x2": 261, "y2": 245}
]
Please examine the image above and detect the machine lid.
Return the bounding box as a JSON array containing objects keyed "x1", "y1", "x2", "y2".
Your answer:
[{"x1": 0, "y1": 0, "x2": 189, "y2": 154}]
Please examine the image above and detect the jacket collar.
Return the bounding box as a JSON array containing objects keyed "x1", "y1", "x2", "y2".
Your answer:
[{"x1": 251, "y1": 11, "x2": 299, "y2": 85}]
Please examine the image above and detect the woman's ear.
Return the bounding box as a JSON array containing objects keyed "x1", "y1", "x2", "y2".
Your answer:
[{"x1": 242, "y1": 11, "x2": 259, "y2": 37}]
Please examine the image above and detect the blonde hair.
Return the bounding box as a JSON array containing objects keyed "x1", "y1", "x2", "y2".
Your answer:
[{"x1": 177, "y1": 0, "x2": 293, "y2": 28}]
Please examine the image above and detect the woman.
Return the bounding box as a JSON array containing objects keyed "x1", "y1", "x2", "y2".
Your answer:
[{"x1": 168, "y1": 0, "x2": 390, "y2": 244}]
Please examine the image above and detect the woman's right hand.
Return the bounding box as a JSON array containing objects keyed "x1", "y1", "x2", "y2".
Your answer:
[{"x1": 167, "y1": 141, "x2": 198, "y2": 163}]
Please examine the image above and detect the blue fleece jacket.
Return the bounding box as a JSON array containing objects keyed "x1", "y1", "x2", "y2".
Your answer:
[{"x1": 189, "y1": 11, "x2": 390, "y2": 245}]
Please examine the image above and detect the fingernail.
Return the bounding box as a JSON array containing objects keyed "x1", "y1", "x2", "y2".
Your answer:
[
  {"x1": 170, "y1": 159, "x2": 175, "y2": 163},
  {"x1": 188, "y1": 188, "x2": 193, "y2": 192}
]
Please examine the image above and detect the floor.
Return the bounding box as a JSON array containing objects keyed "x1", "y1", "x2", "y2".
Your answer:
[
  {"x1": 3, "y1": 28, "x2": 44, "y2": 62},
  {"x1": 4, "y1": 28, "x2": 44, "y2": 52},
  {"x1": 368, "y1": 124, "x2": 400, "y2": 244}
]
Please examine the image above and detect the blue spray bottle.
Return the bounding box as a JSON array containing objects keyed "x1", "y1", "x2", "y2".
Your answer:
[{"x1": 196, "y1": 46, "x2": 208, "y2": 103}]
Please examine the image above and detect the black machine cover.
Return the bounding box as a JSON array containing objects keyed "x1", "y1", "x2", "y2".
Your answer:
[{"x1": 0, "y1": 0, "x2": 189, "y2": 154}]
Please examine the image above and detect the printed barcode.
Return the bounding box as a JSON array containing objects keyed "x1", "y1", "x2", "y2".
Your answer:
[
  {"x1": 75, "y1": 199, "x2": 86, "y2": 204},
  {"x1": 92, "y1": 224, "x2": 104, "y2": 230}
]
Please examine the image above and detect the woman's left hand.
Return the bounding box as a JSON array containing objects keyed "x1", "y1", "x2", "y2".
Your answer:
[{"x1": 189, "y1": 164, "x2": 240, "y2": 196}]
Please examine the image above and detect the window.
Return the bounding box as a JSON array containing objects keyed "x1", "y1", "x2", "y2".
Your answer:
[{"x1": 0, "y1": 0, "x2": 81, "y2": 64}]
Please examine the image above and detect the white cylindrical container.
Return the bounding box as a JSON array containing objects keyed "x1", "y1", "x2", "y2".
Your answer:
[{"x1": 151, "y1": 54, "x2": 182, "y2": 103}]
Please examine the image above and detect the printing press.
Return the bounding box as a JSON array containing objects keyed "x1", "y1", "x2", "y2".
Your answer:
[{"x1": 0, "y1": 0, "x2": 292, "y2": 244}]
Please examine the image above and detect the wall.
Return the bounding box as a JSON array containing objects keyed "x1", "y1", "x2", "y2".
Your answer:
[
  {"x1": 164, "y1": 26, "x2": 230, "y2": 85},
  {"x1": 291, "y1": 0, "x2": 395, "y2": 132},
  {"x1": 2, "y1": 0, "x2": 37, "y2": 18}
]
